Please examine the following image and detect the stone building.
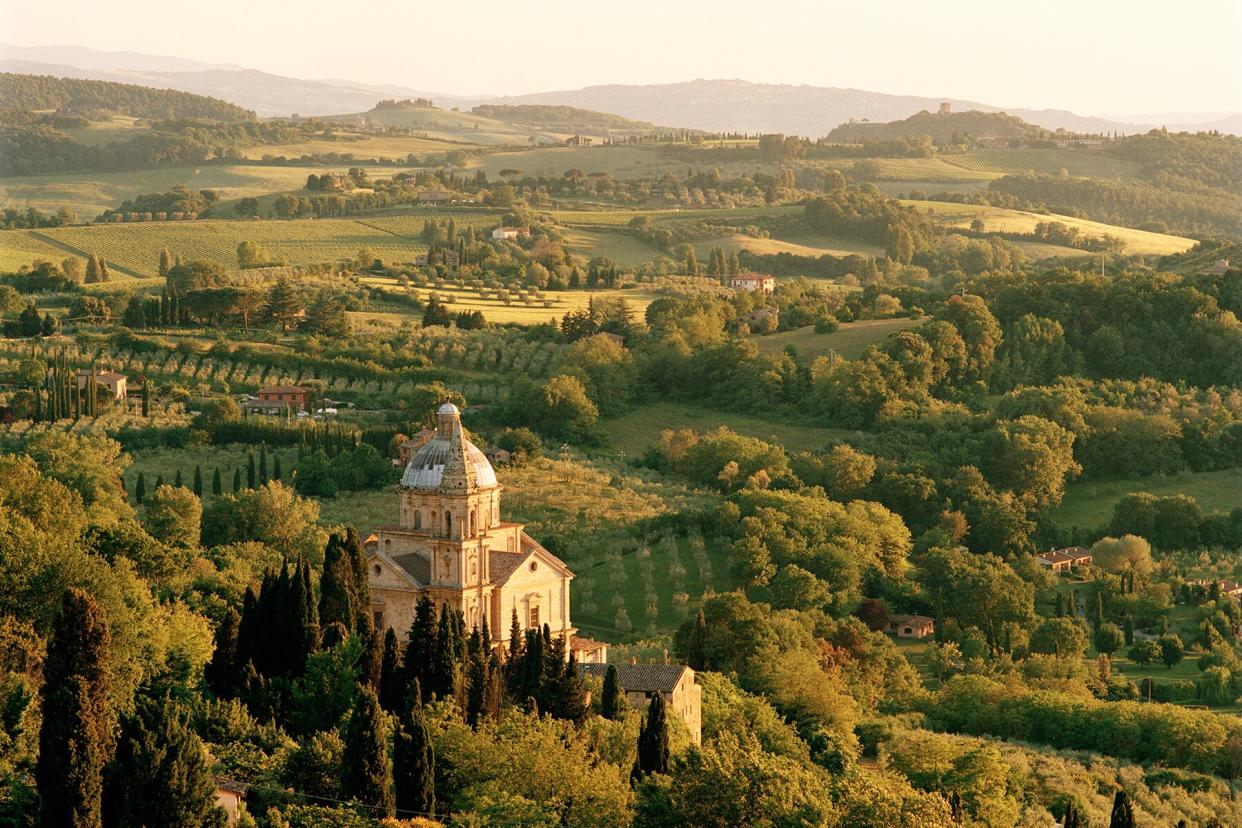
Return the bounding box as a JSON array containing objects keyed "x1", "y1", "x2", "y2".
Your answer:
[
  {"x1": 578, "y1": 663, "x2": 702, "y2": 744},
  {"x1": 366, "y1": 403, "x2": 577, "y2": 650}
]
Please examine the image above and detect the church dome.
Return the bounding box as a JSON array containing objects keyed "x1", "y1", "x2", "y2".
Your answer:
[{"x1": 400, "y1": 403, "x2": 498, "y2": 490}]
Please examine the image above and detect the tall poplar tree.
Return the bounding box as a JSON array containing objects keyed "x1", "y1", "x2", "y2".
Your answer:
[{"x1": 37, "y1": 588, "x2": 112, "y2": 828}]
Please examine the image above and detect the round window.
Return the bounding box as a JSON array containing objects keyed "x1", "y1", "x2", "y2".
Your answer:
[
  {"x1": 373, "y1": 564, "x2": 382, "y2": 575},
  {"x1": 529, "y1": 561, "x2": 538, "y2": 572}
]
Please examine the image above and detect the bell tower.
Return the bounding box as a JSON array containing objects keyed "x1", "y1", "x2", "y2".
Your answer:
[{"x1": 422, "y1": 404, "x2": 498, "y2": 630}]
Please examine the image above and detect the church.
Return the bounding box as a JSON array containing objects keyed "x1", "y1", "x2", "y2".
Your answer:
[{"x1": 366, "y1": 403, "x2": 605, "y2": 661}]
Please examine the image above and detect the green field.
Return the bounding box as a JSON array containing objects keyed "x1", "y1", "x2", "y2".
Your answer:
[
  {"x1": 560, "y1": 228, "x2": 664, "y2": 266},
  {"x1": 324, "y1": 106, "x2": 557, "y2": 145},
  {"x1": 23, "y1": 216, "x2": 451, "y2": 278},
  {"x1": 603, "y1": 401, "x2": 856, "y2": 456},
  {"x1": 0, "y1": 163, "x2": 419, "y2": 219},
  {"x1": 1049, "y1": 467, "x2": 1242, "y2": 530},
  {"x1": 354, "y1": 277, "x2": 660, "y2": 325},
  {"x1": 907, "y1": 200, "x2": 1195, "y2": 256},
  {"x1": 0, "y1": 231, "x2": 76, "y2": 272},
  {"x1": 941, "y1": 148, "x2": 1141, "y2": 179},
  {"x1": 550, "y1": 205, "x2": 803, "y2": 227},
  {"x1": 755, "y1": 317, "x2": 922, "y2": 361},
  {"x1": 693, "y1": 232, "x2": 883, "y2": 261},
  {"x1": 240, "y1": 132, "x2": 458, "y2": 161}
]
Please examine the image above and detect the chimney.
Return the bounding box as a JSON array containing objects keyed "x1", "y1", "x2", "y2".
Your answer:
[{"x1": 629, "y1": 656, "x2": 637, "y2": 666}]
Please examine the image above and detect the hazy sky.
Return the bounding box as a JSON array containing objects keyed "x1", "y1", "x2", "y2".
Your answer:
[{"x1": 4, "y1": 0, "x2": 1240, "y2": 115}]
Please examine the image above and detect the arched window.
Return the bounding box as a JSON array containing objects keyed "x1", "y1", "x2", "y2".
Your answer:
[
  {"x1": 384, "y1": 539, "x2": 391, "y2": 552},
  {"x1": 413, "y1": 510, "x2": 422, "y2": 529},
  {"x1": 445, "y1": 511, "x2": 452, "y2": 535},
  {"x1": 469, "y1": 509, "x2": 476, "y2": 536}
]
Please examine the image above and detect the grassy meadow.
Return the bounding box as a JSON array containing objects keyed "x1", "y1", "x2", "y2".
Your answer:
[
  {"x1": 907, "y1": 200, "x2": 1195, "y2": 256},
  {"x1": 603, "y1": 401, "x2": 857, "y2": 456},
  {"x1": 0, "y1": 163, "x2": 420, "y2": 219},
  {"x1": 1050, "y1": 467, "x2": 1242, "y2": 531},
  {"x1": 754, "y1": 317, "x2": 922, "y2": 361}
]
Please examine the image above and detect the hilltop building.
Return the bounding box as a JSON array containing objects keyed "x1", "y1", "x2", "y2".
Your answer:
[{"x1": 366, "y1": 403, "x2": 599, "y2": 657}]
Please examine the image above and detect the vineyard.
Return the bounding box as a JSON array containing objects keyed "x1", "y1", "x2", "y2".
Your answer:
[{"x1": 940, "y1": 148, "x2": 1142, "y2": 179}]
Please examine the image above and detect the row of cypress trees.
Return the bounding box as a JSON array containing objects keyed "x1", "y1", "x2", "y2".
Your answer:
[{"x1": 132, "y1": 447, "x2": 284, "y2": 504}]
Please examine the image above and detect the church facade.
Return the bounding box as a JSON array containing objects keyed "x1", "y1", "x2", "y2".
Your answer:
[{"x1": 366, "y1": 403, "x2": 592, "y2": 655}]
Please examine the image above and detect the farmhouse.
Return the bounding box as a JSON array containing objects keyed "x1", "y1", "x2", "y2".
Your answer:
[
  {"x1": 418, "y1": 189, "x2": 454, "y2": 203},
  {"x1": 1037, "y1": 547, "x2": 1093, "y2": 573},
  {"x1": 492, "y1": 226, "x2": 528, "y2": 241},
  {"x1": 247, "y1": 385, "x2": 311, "y2": 415},
  {"x1": 367, "y1": 403, "x2": 576, "y2": 648},
  {"x1": 729, "y1": 273, "x2": 776, "y2": 294},
  {"x1": 887, "y1": 614, "x2": 935, "y2": 639},
  {"x1": 213, "y1": 777, "x2": 248, "y2": 826},
  {"x1": 578, "y1": 662, "x2": 702, "y2": 744},
  {"x1": 1200, "y1": 259, "x2": 1231, "y2": 276},
  {"x1": 76, "y1": 369, "x2": 127, "y2": 400},
  {"x1": 393, "y1": 427, "x2": 436, "y2": 467}
]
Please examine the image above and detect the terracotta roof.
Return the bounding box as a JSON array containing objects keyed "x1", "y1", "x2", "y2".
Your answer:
[
  {"x1": 488, "y1": 551, "x2": 526, "y2": 583},
  {"x1": 1039, "y1": 550, "x2": 1076, "y2": 564},
  {"x1": 260, "y1": 385, "x2": 310, "y2": 394},
  {"x1": 393, "y1": 552, "x2": 431, "y2": 584},
  {"x1": 890, "y1": 614, "x2": 934, "y2": 627},
  {"x1": 213, "y1": 776, "x2": 249, "y2": 794},
  {"x1": 578, "y1": 663, "x2": 691, "y2": 694},
  {"x1": 570, "y1": 637, "x2": 607, "y2": 653}
]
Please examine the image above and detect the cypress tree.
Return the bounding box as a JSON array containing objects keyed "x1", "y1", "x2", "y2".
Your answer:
[
  {"x1": 1061, "y1": 800, "x2": 1083, "y2": 828},
  {"x1": 272, "y1": 454, "x2": 282, "y2": 481},
  {"x1": 343, "y1": 527, "x2": 373, "y2": 634},
  {"x1": 948, "y1": 791, "x2": 963, "y2": 823},
  {"x1": 211, "y1": 468, "x2": 222, "y2": 496},
  {"x1": 291, "y1": 562, "x2": 320, "y2": 672},
  {"x1": 232, "y1": 468, "x2": 242, "y2": 493},
  {"x1": 1055, "y1": 592, "x2": 1066, "y2": 618},
  {"x1": 154, "y1": 473, "x2": 164, "y2": 490},
  {"x1": 379, "y1": 628, "x2": 403, "y2": 713},
  {"x1": 37, "y1": 588, "x2": 112, "y2": 828},
  {"x1": 685, "y1": 609, "x2": 707, "y2": 670},
  {"x1": 360, "y1": 625, "x2": 384, "y2": 690},
  {"x1": 393, "y1": 700, "x2": 435, "y2": 817},
  {"x1": 508, "y1": 607, "x2": 523, "y2": 666},
  {"x1": 102, "y1": 696, "x2": 220, "y2": 827},
  {"x1": 403, "y1": 595, "x2": 438, "y2": 704},
  {"x1": 1095, "y1": 591, "x2": 1105, "y2": 629},
  {"x1": 554, "y1": 652, "x2": 588, "y2": 723},
  {"x1": 259, "y1": 444, "x2": 268, "y2": 484},
  {"x1": 174, "y1": 468, "x2": 183, "y2": 488},
  {"x1": 141, "y1": 382, "x2": 150, "y2": 418},
  {"x1": 192, "y1": 465, "x2": 202, "y2": 498},
  {"x1": 633, "y1": 692, "x2": 671, "y2": 780},
  {"x1": 246, "y1": 452, "x2": 256, "y2": 489},
  {"x1": 428, "y1": 605, "x2": 457, "y2": 701},
  {"x1": 341, "y1": 688, "x2": 394, "y2": 817},
  {"x1": 1108, "y1": 790, "x2": 1134, "y2": 828},
  {"x1": 135, "y1": 471, "x2": 146, "y2": 505},
  {"x1": 465, "y1": 646, "x2": 488, "y2": 727},
  {"x1": 204, "y1": 608, "x2": 240, "y2": 698},
  {"x1": 601, "y1": 664, "x2": 622, "y2": 720},
  {"x1": 319, "y1": 533, "x2": 358, "y2": 635}
]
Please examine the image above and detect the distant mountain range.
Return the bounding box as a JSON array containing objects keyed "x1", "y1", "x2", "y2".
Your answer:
[{"x1": 3, "y1": 42, "x2": 1239, "y2": 137}]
